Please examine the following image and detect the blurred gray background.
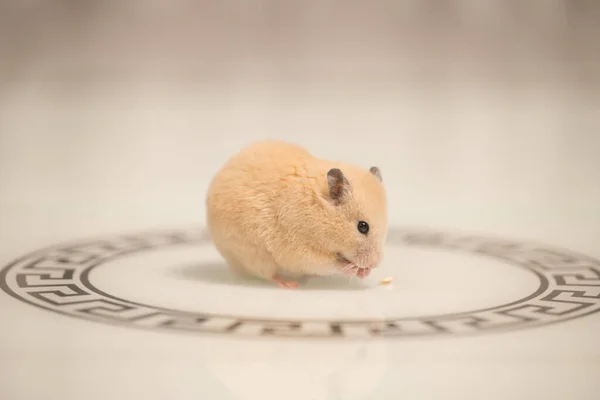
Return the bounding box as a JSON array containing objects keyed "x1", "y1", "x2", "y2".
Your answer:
[
  {"x1": 0, "y1": 0, "x2": 599, "y2": 250},
  {"x1": 1, "y1": 1, "x2": 599, "y2": 87}
]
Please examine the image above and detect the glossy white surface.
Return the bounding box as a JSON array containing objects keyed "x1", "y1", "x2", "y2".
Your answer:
[{"x1": 1, "y1": 2, "x2": 599, "y2": 399}]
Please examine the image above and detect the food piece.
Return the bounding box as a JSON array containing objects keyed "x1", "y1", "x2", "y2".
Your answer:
[{"x1": 380, "y1": 277, "x2": 394, "y2": 285}]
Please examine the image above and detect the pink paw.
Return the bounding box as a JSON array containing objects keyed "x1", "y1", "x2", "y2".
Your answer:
[
  {"x1": 356, "y1": 268, "x2": 371, "y2": 278},
  {"x1": 272, "y1": 275, "x2": 299, "y2": 289}
]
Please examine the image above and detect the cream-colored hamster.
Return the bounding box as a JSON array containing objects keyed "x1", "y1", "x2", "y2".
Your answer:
[{"x1": 205, "y1": 140, "x2": 387, "y2": 288}]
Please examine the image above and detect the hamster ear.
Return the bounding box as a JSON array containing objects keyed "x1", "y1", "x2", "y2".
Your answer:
[
  {"x1": 369, "y1": 166, "x2": 383, "y2": 182},
  {"x1": 327, "y1": 168, "x2": 351, "y2": 203}
]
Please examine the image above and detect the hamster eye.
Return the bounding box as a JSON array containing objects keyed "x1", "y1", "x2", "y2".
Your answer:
[{"x1": 357, "y1": 221, "x2": 369, "y2": 235}]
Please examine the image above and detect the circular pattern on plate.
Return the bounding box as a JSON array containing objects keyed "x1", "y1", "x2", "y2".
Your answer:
[{"x1": 1, "y1": 227, "x2": 599, "y2": 339}]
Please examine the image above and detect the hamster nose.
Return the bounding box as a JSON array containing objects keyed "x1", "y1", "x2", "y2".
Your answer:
[
  {"x1": 358, "y1": 250, "x2": 381, "y2": 269},
  {"x1": 365, "y1": 258, "x2": 379, "y2": 269},
  {"x1": 369, "y1": 253, "x2": 382, "y2": 269}
]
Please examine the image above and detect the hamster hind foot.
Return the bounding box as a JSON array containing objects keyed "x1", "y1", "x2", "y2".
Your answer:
[
  {"x1": 272, "y1": 273, "x2": 299, "y2": 289},
  {"x1": 218, "y1": 247, "x2": 298, "y2": 289}
]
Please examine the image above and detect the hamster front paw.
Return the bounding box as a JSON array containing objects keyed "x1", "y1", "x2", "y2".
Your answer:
[{"x1": 356, "y1": 268, "x2": 371, "y2": 278}]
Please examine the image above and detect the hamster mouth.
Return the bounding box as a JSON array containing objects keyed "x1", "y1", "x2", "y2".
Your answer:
[
  {"x1": 336, "y1": 253, "x2": 354, "y2": 266},
  {"x1": 336, "y1": 253, "x2": 375, "y2": 279},
  {"x1": 336, "y1": 253, "x2": 364, "y2": 277}
]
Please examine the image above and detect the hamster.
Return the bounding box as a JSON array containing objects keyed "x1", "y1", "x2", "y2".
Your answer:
[{"x1": 205, "y1": 140, "x2": 387, "y2": 289}]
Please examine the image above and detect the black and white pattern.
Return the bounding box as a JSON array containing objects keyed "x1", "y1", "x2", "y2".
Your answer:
[{"x1": 1, "y1": 228, "x2": 600, "y2": 339}]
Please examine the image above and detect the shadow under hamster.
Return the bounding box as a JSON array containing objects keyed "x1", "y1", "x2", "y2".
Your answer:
[{"x1": 172, "y1": 262, "x2": 369, "y2": 291}]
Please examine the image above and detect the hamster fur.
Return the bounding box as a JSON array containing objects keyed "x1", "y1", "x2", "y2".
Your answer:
[{"x1": 205, "y1": 140, "x2": 387, "y2": 288}]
